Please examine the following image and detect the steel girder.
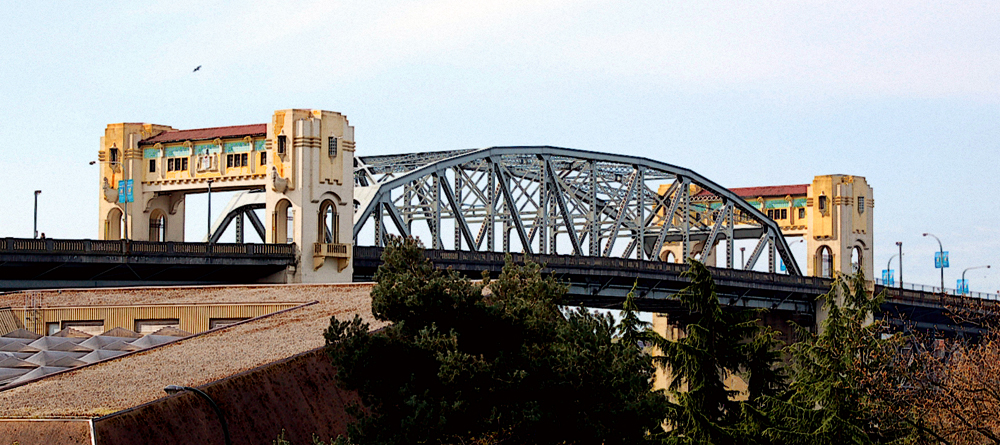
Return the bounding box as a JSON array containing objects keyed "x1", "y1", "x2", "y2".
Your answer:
[{"x1": 353, "y1": 146, "x2": 802, "y2": 276}]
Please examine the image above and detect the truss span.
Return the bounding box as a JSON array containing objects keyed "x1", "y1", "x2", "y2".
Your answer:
[{"x1": 353, "y1": 146, "x2": 801, "y2": 275}]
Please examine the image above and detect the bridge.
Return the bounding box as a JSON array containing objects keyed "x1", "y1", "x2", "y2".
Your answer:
[{"x1": 0, "y1": 108, "x2": 988, "y2": 337}]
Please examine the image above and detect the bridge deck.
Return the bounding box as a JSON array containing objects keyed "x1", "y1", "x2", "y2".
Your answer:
[{"x1": 0, "y1": 238, "x2": 296, "y2": 291}]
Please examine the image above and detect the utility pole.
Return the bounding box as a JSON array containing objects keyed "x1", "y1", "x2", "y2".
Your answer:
[{"x1": 896, "y1": 241, "x2": 903, "y2": 288}]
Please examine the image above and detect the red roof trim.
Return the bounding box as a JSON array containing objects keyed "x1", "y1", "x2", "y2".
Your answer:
[
  {"x1": 695, "y1": 184, "x2": 808, "y2": 198},
  {"x1": 140, "y1": 124, "x2": 267, "y2": 145}
]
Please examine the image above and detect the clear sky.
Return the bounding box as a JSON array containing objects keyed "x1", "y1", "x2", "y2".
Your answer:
[{"x1": 1, "y1": 1, "x2": 998, "y2": 293}]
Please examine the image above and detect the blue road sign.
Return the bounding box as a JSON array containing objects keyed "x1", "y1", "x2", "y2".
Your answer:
[
  {"x1": 779, "y1": 259, "x2": 786, "y2": 272},
  {"x1": 935, "y1": 251, "x2": 950, "y2": 269}
]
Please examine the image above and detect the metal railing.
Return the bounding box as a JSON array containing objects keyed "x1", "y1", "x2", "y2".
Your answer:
[
  {"x1": 1, "y1": 237, "x2": 296, "y2": 258},
  {"x1": 875, "y1": 278, "x2": 1000, "y2": 301}
]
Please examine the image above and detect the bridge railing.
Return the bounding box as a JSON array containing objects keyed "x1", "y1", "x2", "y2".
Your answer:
[
  {"x1": 1, "y1": 237, "x2": 297, "y2": 258},
  {"x1": 875, "y1": 278, "x2": 1000, "y2": 301}
]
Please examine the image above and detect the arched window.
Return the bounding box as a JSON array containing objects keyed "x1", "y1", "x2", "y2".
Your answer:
[
  {"x1": 106, "y1": 208, "x2": 123, "y2": 240},
  {"x1": 319, "y1": 200, "x2": 339, "y2": 244},
  {"x1": 274, "y1": 199, "x2": 292, "y2": 244},
  {"x1": 149, "y1": 212, "x2": 166, "y2": 242},
  {"x1": 851, "y1": 246, "x2": 863, "y2": 274},
  {"x1": 817, "y1": 246, "x2": 834, "y2": 278}
]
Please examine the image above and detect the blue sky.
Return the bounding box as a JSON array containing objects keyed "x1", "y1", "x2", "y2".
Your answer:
[{"x1": 1, "y1": 1, "x2": 998, "y2": 293}]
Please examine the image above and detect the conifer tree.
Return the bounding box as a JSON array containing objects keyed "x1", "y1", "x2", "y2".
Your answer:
[
  {"x1": 762, "y1": 271, "x2": 910, "y2": 445},
  {"x1": 649, "y1": 259, "x2": 784, "y2": 444}
]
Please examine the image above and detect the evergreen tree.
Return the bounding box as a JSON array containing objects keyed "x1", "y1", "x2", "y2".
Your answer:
[
  {"x1": 325, "y1": 236, "x2": 668, "y2": 444},
  {"x1": 649, "y1": 259, "x2": 785, "y2": 444},
  {"x1": 762, "y1": 271, "x2": 910, "y2": 445}
]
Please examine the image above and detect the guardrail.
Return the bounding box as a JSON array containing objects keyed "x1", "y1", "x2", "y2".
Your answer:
[
  {"x1": 0, "y1": 237, "x2": 297, "y2": 258},
  {"x1": 875, "y1": 278, "x2": 1000, "y2": 301}
]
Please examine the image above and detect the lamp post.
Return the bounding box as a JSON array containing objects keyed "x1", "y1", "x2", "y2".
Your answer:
[
  {"x1": 923, "y1": 233, "x2": 945, "y2": 293},
  {"x1": 961, "y1": 265, "x2": 991, "y2": 295},
  {"x1": 886, "y1": 253, "x2": 899, "y2": 286},
  {"x1": 207, "y1": 179, "x2": 214, "y2": 243},
  {"x1": 164, "y1": 385, "x2": 232, "y2": 445},
  {"x1": 33, "y1": 190, "x2": 41, "y2": 239},
  {"x1": 896, "y1": 241, "x2": 903, "y2": 288}
]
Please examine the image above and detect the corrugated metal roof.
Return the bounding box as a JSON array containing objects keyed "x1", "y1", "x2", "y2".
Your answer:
[{"x1": 139, "y1": 123, "x2": 267, "y2": 145}]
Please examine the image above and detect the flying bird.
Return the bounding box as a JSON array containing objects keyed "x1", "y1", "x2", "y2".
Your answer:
[{"x1": 193, "y1": 65, "x2": 201, "y2": 72}]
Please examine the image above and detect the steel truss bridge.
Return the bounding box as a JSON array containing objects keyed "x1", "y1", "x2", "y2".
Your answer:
[
  {"x1": 0, "y1": 146, "x2": 992, "y2": 336},
  {"x1": 353, "y1": 147, "x2": 801, "y2": 275}
]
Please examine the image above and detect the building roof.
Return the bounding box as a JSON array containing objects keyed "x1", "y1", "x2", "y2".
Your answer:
[
  {"x1": 139, "y1": 123, "x2": 267, "y2": 145},
  {"x1": 696, "y1": 184, "x2": 808, "y2": 199},
  {"x1": 0, "y1": 283, "x2": 380, "y2": 418}
]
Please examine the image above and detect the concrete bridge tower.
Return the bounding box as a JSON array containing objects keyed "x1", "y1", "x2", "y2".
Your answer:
[
  {"x1": 806, "y1": 174, "x2": 874, "y2": 281},
  {"x1": 96, "y1": 108, "x2": 355, "y2": 283}
]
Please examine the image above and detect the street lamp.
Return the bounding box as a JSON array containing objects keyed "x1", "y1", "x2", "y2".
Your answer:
[
  {"x1": 207, "y1": 179, "x2": 214, "y2": 243},
  {"x1": 923, "y1": 233, "x2": 945, "y2": 293},
  {"x1": 961, "y1": 265, "x2": 991, "y2": 295},
  {"x1": 896, "y1": 241, "x2": 903, "y2": 288},
  {"x1": 740, "y1": 247, "x2": 746, "y2": 270},
  {"x1": 886, "y1": 253, "x2": 901, "y2": 286},
  {"x1": 33, "y1": 190, "x2": 41, "y2": 239},
  {"x1": 164, "y1": 385, "x2": 232, "y2": 445}
]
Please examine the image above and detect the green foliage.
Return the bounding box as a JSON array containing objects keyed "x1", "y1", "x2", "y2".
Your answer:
[
  {"x1": 325, "y1": 236, "x2": 667, "y2": 444},
  {"x1": 648, "y1": 259, "x2": 785, "y2": 444},
  {"x1": 762, "y1": 271, "x2": 910, "y2": 445}
]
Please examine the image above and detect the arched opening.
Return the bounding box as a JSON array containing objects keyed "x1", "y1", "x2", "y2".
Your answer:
[
  {"x1": 274, "y1": 199, "x2": 292, "y2": 244},
  {"x1": 105, "y1": 207, "x2": 123, "y2": 240},
  {"x1": 816, "y1": 246, "x2": 834, "y2": 278},
  {"x1": 149, "y1": 211, "x2": 166, "y2": 242},
  {"x1": 318, "y1": 200, "x2": 339, "y2": 244},
  {"x1": 851, "y1": 245, "x2": 863, "y2": 275}
]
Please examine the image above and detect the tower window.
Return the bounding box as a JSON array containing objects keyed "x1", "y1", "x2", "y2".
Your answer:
[
  {"x1": 259, "y1": 152, "x2": 267, "y2": 165},
  {"x1": 149, "y1": 159, "x2": 156, "y2": 173},
  {"x1": 167, "y1": 158, "x2": 189, "y2": 172},
  {"x1": 798, "y1": 208, "x2": 805, "y2": 219},
  {"x1": 328, "y1": 136, "x2": 338, "y2": 158},
  {"x1": 857, "y1": 196, "x2": 865, "y2": 214},
  {"x1": 227, "y1": 153, "x2": 248, "y2": 168},
  {"x1": 277, "y1": 135, "x2": 287, "y2": 155},
  {"x1": 818, "y1": 195, "x2": 828, "y2": 214},
  {"x1": 109, "y1": 148, "x2": 119, "y2": 163}
]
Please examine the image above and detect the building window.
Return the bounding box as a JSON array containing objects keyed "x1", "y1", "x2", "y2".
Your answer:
[
  {"x1": 109, "y1": 148, "x2": 119, "y2": 164},
  {"x1": 767, "y1": 209, "x2": 774, "y2": 219},
  {"x1": 149, "y1": 159, "x2": 156, "y2": 173},
  {"x1": 779, "y1": 208, "x2": 787, "y2": 219},
  {"x1": 226, "y1": 153, "x2": 248, "y2": 168},
  {"x1": 858, "y1": 196, "x2": 865, "y2": 214},
  {"x1": 209, "y1": 318, "x2": 248, "y2": 329},
  {"x1": 62, "y1": 320, "x2": 105, "y2": 337},
  {"x1": 277, "y1": 135, "x2": 287, "y2": 155},
  {"x1": 328, "y1": 136, "x2": 338, "y2": 157},
  {"x1": 167, "y1": 158, "x2": 189, "y2": 172},
  {"x1": 134, "y1": 319, "x2": 180, "y2": 335},
  {"x1": 818, "y1": 195, "x2": 828, "y2": 214},
  {"x1": 798, "y1": 208, "x2": 805, "y2": 219},
  {"x1": 259, "y1": 152, "x2": 267, "y2": 166}
]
